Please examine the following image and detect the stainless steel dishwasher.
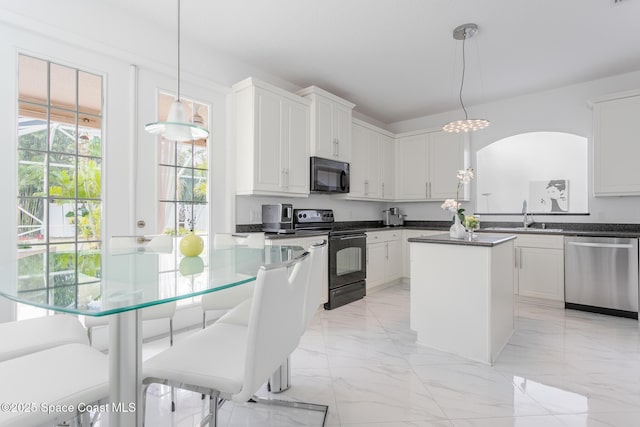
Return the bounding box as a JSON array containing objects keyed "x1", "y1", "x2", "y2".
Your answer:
[{"x1": 565, "y1": 236, "x2": 639, "y2": 319}]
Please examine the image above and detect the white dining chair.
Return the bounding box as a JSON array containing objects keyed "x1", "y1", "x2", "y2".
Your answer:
[
  {"x1": 200, "y1": 233, "x2": 265, "y2": 328},
  {"x1": 0, "y1": 314, "x2": 89, "y2": 362},
  {"x1": 215, "y1": 240, "x2": 327, "y2": 393},
  {"x1": 142, "y1": 247, "x2": 328, "y2": 426},
  {"x1": 0, "y1": 343, "x2": 108, "y2": 427}
]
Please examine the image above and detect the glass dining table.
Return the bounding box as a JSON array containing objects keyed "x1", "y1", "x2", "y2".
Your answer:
[{"x1": 0, "y1": 237, "x2": 304, "y2": 426}]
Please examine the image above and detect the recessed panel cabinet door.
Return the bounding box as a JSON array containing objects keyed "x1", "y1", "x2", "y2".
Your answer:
[
  {"x1": 284, "y1": 99, "x2": 310, "y2": 195},
  {"x1": 349, "y1": 124, "x2": 367, "y2": 197},
  {"x1": 517, "y1": 247, "x2": 564, "y2": 301},
  {"x1": 593, "y1": 95, "x2": 640, "y2": 196},
  {"x1": 396, "y1": 134, "x2": 428, "y2": 200},
  {"x1": 255, "y1": 88, "x2": 284, "y2": 192},
  {"x1": 429, "y1": 131, "x2": 466, "y2": 200},
  {"x1": 315, "y1": 96, "x2": 335, "y2": 159},
  {"x1": 380, "y1": 134, "x2": 395, "y2": 200}
]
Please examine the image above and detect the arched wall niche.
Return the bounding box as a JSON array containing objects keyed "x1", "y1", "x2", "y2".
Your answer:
[{"x1": 476, "y1": 132, "x2": 588, "y2": 214}]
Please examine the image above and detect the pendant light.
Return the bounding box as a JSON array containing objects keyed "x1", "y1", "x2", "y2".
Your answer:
[
  {"x1": 443, "y1": 23, "x2": 490, "y2": 133},
  {"x1": 145, "y1": 0, "x2": 209, "y2": 142}
]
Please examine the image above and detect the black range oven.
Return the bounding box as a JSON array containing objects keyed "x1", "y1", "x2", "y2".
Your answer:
[
  {"x1": 326, "y1": 229, "x2": 366, "y2": 310},
  {"x1": 293, "y1": 209, "x2": 366, "y2": 310}
]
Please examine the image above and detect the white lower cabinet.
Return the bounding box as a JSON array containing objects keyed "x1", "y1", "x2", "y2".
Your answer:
[
  {"x1": 266, "y1": 235, "x2": 329, "y2": 304},
  {"x1": 366, "y1": 230, "x2": 402, "y2": 290},
  {"x1": 514, "y1": 234, "x2": 564, "y2": 303},
  {"x1": 402, "y1": 229, "x2": 443, "y2": 278}
]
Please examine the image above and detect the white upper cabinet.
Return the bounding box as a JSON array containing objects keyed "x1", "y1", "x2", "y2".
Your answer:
[
  {"x1": 348, "y1": 120, "x2": 394, "y2": 200},
  {"x1": 592, "y1": 91, "x2": 640, "y2": 196},
  {"x1": 233, "y1": 78, "x2": 311, "y2": 197},
  {"x1": 395, "y1": 130, "x2": 467, "y2": 201},
  {"x1": 380, "y1": 133, "x2": 395, "y2": 200},
  {"x1": 297, "y1": 86, "x2": 355, "y2": 163}
]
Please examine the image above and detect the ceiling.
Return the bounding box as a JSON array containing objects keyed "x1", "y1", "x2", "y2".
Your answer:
[{"x1": 106, "y1": 0, "x2": 640, "y2": 124}]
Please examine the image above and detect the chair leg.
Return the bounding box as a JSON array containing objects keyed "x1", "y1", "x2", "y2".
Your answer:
[
  {"x1": 169, "y1": 319, "x2": 176, "y2": 412},
  {"x1": 268, "y1": 357, "x2": 291, "y2": 393},
  {"x1": 202, "y1": 312, "x2": 206, "y2": 329},
  {"x1": 141, "y1": 383, "x2": 152, "y2": 427},
  {"x1": 199, "y1": 391, "x2": 220, "y2": 427}
]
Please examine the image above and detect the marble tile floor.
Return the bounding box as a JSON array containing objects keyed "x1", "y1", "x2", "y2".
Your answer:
[{"x1": 98, "y1": 282, "x2": 640, "y2": 426}]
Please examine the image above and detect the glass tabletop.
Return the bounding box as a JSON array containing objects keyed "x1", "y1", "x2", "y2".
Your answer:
[{"x1": 0, "y1": 238, "x2": 304, "y2": 316}]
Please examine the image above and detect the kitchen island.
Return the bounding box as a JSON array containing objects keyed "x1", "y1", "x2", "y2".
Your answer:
[{"x1": 408, "y1": 233, "x2": 516, "y2": 365}]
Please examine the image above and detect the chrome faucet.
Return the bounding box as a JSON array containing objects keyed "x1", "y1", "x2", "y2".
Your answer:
[{"x1": 522, "y1": 200, "x2": 534, "y2": 228}]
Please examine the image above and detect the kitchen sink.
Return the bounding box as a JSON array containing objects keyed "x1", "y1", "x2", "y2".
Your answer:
[{"x1": 483, "y1": 227, "x2": 564, "y2": 233}]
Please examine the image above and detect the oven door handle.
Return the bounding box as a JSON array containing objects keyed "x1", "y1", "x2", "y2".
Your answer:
[{"x1": 332, "y1": 235, "x2": 366, "y2": 241}]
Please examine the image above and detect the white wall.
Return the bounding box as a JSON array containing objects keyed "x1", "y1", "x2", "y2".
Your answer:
[{"x1": 388, "y1": 70, "x2": 640, "y2": 224}]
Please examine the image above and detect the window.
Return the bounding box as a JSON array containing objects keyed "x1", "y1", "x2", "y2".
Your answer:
[
  {"x1": 17, "y1": 54, "x2": 103, "y2": 313},
  {"x1": 157, "y1": 92, "x2": 209, "y2": 236}
]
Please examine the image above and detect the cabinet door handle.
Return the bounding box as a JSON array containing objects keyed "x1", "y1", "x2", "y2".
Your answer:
[
  {"x1": 364, "y1": 179, "x2": 369, "y2": 195},
  {"x1": 428, "y1": 182, "x2": 431, "y2": 198},
  {"x1": 385, "y1": 243, "x2": 389, "y2": 260},
  {"x1": 382, "y1": 182, "x2": 385, "y2": 198},
  {"x1": 366, "y1": 247, "x2": 369, "y2": 264},
  {"x1": 336, "y1": 139, "x2": 340, "y2": 158}
]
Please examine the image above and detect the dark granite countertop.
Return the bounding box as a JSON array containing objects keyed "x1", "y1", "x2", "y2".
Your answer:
[
  {"x1": 408, "y1": 233, "x2": 517, "y2": 247},
  {"x1": 238, "y1": 220, "x2": 640, "y2": 239}
]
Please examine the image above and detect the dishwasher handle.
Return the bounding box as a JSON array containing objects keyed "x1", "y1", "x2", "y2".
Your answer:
[{"x1": 566, "y1": 241, "x2": 634, "y2": 249}]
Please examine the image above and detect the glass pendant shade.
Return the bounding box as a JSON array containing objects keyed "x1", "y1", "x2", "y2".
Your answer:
[
  {"x1": 443, "y1": 23, "x2": 490, "y2": 134},
  {"x1": 443, "y1": 118, "x2": 490, "y2": 133},
  {"x1": 144, "y1": 0, "x2": 209, "y2": 142},
  {"x1": 145, "y1": 100, "x2": 209, "y2": 142}
]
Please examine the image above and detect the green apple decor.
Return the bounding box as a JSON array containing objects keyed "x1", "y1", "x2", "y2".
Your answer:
[{"x1": 180, "y1": 232, "x2": 204, "y2": 257}]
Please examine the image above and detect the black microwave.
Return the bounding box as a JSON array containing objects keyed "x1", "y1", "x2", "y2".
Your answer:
[{"x1": 310, "y1": 157, "x2": 350, "y2": 193}]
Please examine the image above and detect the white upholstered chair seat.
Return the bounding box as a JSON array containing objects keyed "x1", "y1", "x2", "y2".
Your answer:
[
  {"x1": 0, "y1": 343, "x2": 108, "y2": 427},
  {"x1": 144, "y1": 323, "x2": 248, "y2": 398},
  {"x1": 0, "y1": 314, "x2": 88, "y2": 362}
]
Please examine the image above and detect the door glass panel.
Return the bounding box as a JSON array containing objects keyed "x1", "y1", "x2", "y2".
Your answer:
[{"x1": 17, "y1": 54, "x2": 103, "y2": 318}]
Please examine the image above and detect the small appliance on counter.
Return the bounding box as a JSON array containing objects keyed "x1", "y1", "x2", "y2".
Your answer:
[
  {"x1": 382, "y1": 207, "x2": 405, "y2": 226},
  {"x1": 261, "y1": 203, "x2": 294, "y2": 234}
]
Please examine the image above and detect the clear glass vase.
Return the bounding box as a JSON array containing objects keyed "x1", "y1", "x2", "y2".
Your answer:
[{"x1": 449, "y1": 213, "x2": 466, "y2": 239}]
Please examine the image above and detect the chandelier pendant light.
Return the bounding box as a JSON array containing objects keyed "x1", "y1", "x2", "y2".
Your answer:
[
  {"x1": 145, "y1": 0, "x2": 209, "y2": 142},
  {"x1": 443, "y1": 23, "x2": 490, "y2": 133}
]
